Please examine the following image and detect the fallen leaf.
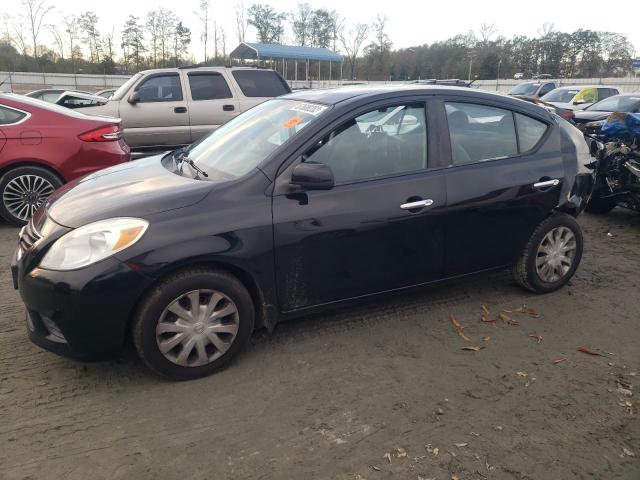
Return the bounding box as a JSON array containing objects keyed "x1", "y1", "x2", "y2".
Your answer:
[
  {"x1": 514, "y1": 304, "x2": 541, "y2": 317},
  {"x1": 622, "y1": 447, "x2": 635, "y2": 457},
  {"x1": 433, "y1": 448, "x2": 439, "y2": 456},
  {"x1": 499, "y1": 312, "x2": 519, "y2": 325},
  {"x1": 482, "y1": 336, "x2": 491, "y2": 342},
  {"x1": 480, "y1": 305, "x2": 498, "y2": 328},
  {"x1": 462, "y1": 346, "x2": 483, "y2": 351},
  {"x1": 371, "y1": 465, "x2": 381, "y2": 471},
  {"x1": 452, "y1": 475, "x2": 460, "y2": 480},
  {"x1": 577, "y1": 346, "x2": 606, "y2": 357},
  {"x1": 450, "y1": 314, "x2": 471, "y2": 341},
  {"x1": 383, "y1": 452, "x2": 392, "y2": 464},
  {"x1": 516, "y1": 371, "x2": 529, "y2": 377},
  {"x1": 395, "y1": 447, "x2": 407, "y2": 458},
  {"x1": 528, "y1": 332, "x2": 543, "y2": 344},
  {"x1": 454, "y1": 442, "x2": 468, "y2": 447},
  {"x1": 554, "y1": 358, "x2": 567, "y2": 364}
]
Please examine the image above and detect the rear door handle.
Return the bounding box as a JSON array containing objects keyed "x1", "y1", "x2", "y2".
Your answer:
[
  {"x1": 223, "y1": 104, "x2": 235, "y2": 111},
  {"x1": 174, "y1": 106, "x2": 187, "y2": 113},
  {"x1": 533, "y1": 179, "x2": 560, "y2": 189},
  {"x1": 400, "y1": 199, "x2": 434, "y2": 210}
]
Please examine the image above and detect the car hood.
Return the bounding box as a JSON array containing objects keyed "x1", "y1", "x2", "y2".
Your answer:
[
  {"x1": 573, "y1": 111, "x2": 611, "y2": 123},
  {"x1": 45, "y1": 155, "x2": 213, "y2": 228},
  {"x1": 545, "y1": 101, "x2": 592, "y2": 111}
]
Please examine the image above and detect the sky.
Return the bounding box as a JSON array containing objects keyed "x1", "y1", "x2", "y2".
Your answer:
[{"x1": 3, "y1": 0, "x2": 639, "y2": 61}]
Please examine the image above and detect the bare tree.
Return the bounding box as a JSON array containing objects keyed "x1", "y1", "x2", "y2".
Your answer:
[
  {"x1": 50, "y1": 24, "x2": 65, "y2": 60},
  {"x1": 4, "y1": 14, "x2": 28, "y2": 56},
  {"x1": 20, "y1": 0, "x2": 54, "y2": 59},
  {"x1": 340, "y1": 22, "x2": 368, "y2": 80},
  {"x1": 220, "y1": 27, "x2": 226, "y2": 60},
  {"x1": 195, "y1": 0, "x2": 210, "y2": 62},
  {"x1": 234, "y1": 2, "x2": 248, "y2": 43},
  {"x1": 64, "y1": 16, "x2": 80, "y2": 69},
  {"x1": 538, "y1": 22, "x2": 555, "y2": 38},
  {"x1": 291, "y1": 3, "x2": 313, "y2": 46},
  {"x1": 478, "y1": 23, "x2": 497, "y2": 44}
]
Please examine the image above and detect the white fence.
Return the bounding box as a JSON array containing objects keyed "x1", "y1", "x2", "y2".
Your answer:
[{"x1": 2, "y1": 70, "x2": 639, "y2": 94}]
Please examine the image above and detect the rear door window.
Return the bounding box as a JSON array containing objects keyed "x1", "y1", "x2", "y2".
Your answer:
[
  {"x1": 231, "y1": 70, "x2": 290, "y2": 97},
  {"x1": 137, "y1": 74, "x2": 183, "y2": 102},
  {"x1": 515, "y1": 113, "x2": 548, "y2": 152},
  {"x1": 188, "y1": 73, "x2": 233, "y2": 100},
  {"x1": 538, "y1": 83, "x2": 555, "y2": 96},
  {"x1": 0, "y1": 105, "x2": 27, "y2": 125},
  {"x1": 445, "y1": 103, "x2": 518, "y2": 164}
]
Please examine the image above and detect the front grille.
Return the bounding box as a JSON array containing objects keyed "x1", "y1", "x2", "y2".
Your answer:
[{"x1": 19, "y1": 220, "x2": 42, "y2": 252}]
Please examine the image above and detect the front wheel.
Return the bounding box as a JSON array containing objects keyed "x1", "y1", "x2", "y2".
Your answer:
[
  {"x1": 513, "y1": 213, "x2": 583, "y2": 293},
  {"x1": 0, "y1": 166, "x2": 63, "y2": 226},
  {"x1": 133, "y1": 267, "x2": 255, "y2": 380}
]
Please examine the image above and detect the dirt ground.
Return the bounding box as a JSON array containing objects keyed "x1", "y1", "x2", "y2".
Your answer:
[{"x1": 0, "y1": 210, "x2": 638, "y2": 480}]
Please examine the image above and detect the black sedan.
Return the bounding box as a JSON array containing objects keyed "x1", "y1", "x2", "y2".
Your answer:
[
  {"x1": 574, "y1": 94, "x2": 640, "y2": 135},
  {"x1": 12, "y1": 86, "x2": 595, "y2": 380}
]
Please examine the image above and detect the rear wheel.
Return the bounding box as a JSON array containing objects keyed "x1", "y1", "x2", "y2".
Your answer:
[
  {"x1": 513, "y1": 213, "x2": 583, "y2": 293},
  {"x1": 133, "y1": 267, "x2": 255, "y2": 380},
  {"x1": 0, "y1": 166, "x2": 62, "y2": 226}
]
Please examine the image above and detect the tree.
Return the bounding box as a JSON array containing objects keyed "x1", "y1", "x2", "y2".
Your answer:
[
  {"x1": 156, "y1": 8, "x2": 178, "y2": 66},
  {"x1": 195, "y1": 0, "x2": 210, "y2": 62},
  {"x1": 364, "y1": 15, "x2": 392, "y2": 77},
  {"x1": 79, "y1": 11, "x2": 102, "y2": 64},
  {"x1": 291, "y1": 3, "x2": 313, "y2": 46},
  {"x1": 21, "y1": 0, "x2": 54, "y2": 59},
  {"x1": 310, "y1": 8, "x2": 335, "y2": 48},
  {"x1": 247, "y1": 4, "x2": 285, "y2": 44},
  {"x1": 63, "y1": 15, "x2": 79, "y2": 70},
  {"x1": 49, "y1": 24, "x2": 64, "y2": 60},
  {"x1": 478, "y1": 23, "x2": 497, "y2": 45},
  {"x1": 172, "y1": 21, "x2": 191, "y2": 66},
  {"x1": 146, "y1": 10, "x2": 160, "y2": 67},
  {"x1": 234, "y1": 2, "x2": 248, "y2": 43},
  {"x1": 340, "y1": 22, "x2": 368, "y2": 80},
  {"x1": 121, "y1": 15, "x2": 145, "y2": 70}
]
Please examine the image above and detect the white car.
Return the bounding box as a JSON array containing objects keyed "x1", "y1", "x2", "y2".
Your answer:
[{"x1": 540, "y1": 85, "x2": 620, "y2": 111}]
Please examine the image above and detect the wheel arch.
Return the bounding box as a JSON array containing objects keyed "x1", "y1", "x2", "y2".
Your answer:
[{"x1": 0, "y1": 160, "x2": 66, "y2": 183}]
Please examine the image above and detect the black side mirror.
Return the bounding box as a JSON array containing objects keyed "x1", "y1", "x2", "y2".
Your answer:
[
  {"x1": 127, "y1": 91, "x2": 140, "y2": 104},
  {"x1": 290, "y1": 162, "x2": 334, "y2": 190}
]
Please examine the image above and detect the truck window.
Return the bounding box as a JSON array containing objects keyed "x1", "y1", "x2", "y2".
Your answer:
[
  {"x1": 188, "y1": 72, "x2": 233, "y2": 100},
  {"x1": 137, "y1": 74, "x2": 183, "y2": 102},
  {"x1": 231, "y1": 70, "x2": 290, "y2": 97}
]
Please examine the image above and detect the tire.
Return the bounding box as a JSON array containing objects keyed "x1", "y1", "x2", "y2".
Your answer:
[
  {"x1": 133, "y1": 267, "x2": 255, "y2": 380},
  {"x1": 0, "y1": 166, "x2": 63, "y2": 226},
  {"x1": 585, "y1": 194, "x2": 617, "y2": 214},
  {"x1": 513, "y1": 213, "x2": 583, "y2": 294}
]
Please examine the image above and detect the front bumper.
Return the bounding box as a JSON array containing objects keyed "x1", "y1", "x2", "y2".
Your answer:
[{"x1": 12, "y1": 248, "x2": 153, "y2": 360}]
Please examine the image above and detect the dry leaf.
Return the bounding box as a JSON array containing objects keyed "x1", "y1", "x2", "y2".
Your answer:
[
  {"x1": 462, "y1": 346, "x2": 482, "y2": 351},
  {"x1": 454, "y1": 442, "x2": 468, "y2": 447},
  {"x1": 577, "y1": 346, "x2": 605, "y2": 357},
  {"x1": 482, "y1": 336, "x2": 491, "y2": 342},
  {"x1": 371, "y1": 465, "x2": 381, "y2": 471},
  {"x1": 383, "y1": 452, "x2": 392, "y2": 464},
  {"x1": 513, "y1": 304, "x2": 540, "y2": 317},
  {"x1": 450, "y1": 314, "x2": 471, "y2": 341},
  {"x1": 516, "y1": 371, "x2": 529, "y2": 377},
  {"x1": 554, "y1": 358, "x2": 567, "y2": 365},
  {"x1": 480, "y1": 305, "x2": 497, "y2": 328},
  {"x1": 395, "y1": 447, "x2": 407, "y2": 458},
  {"x1": 622, "y1": 447, "x2": 635, "y2": 457},
  {"x1": 499, "y1": 311, "x2": 519, "y2": 325},
  {"x1": 528, "y1": 333, "x2": 543, "y2": 344}
]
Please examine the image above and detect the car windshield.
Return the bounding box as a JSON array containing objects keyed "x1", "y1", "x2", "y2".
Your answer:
[
  {"x1": 509, "y1": 83, "x2": 539, "y2": 95},
  {"x1": 586, "y1": 95, "x2": 640, "y2": 112},
  {"x1": 184, "y1": 99, "x2": 329, "y2": 180},
  {"x1": 541, "y1": 89, "x2": 579, "y2": 103},
  {"x1": 111, "y1": 73, "x2": 142, "y2": 101}
]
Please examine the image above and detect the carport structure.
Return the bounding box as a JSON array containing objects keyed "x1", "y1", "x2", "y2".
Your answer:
[{"x1": 229, "y1": 42, "x2": 343, "y2": 85}]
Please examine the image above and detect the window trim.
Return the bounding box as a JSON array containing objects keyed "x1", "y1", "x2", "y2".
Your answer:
[
  {"x1": 187, "y1": 71, "x2": 233, "y2": 101},
  {"x1": 0, "y1": 104, "x2": 31, "y2": 126},
  {"x1": 133, "y1": 72, "x2": 184, "y2": 103},
  {"x1": 440, "y1": 97, "x2": 553, "y2": 169}
]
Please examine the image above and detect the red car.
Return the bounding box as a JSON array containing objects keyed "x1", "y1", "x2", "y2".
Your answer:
[{"x1": 0, "y1": 93, "x2": 130, "y2": 225}]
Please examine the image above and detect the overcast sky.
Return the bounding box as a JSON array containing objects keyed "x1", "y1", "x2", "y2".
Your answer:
[{"x1": 3, "y1": 0, "x2": 639, "y2": 61}]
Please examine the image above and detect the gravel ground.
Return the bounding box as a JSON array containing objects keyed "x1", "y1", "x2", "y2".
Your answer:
[{"x1": 0, "y1": 211, "x2": 638, "y2": 480}]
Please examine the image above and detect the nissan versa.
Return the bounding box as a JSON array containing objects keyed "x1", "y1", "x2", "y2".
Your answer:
[{"x1": 11, "y1": 86, "x2": 595, "y2": 380}]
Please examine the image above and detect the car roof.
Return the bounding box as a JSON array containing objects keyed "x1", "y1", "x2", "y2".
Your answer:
[
  {"x1": 136, "y1": 66, "x2": 272, "y2": 75},
  {"x1": 554, "y1": 85, "x2": 613, "y2": 90}
]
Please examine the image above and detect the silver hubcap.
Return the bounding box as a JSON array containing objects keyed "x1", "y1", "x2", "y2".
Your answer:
[
  {"x1": 156, "y1": 289, "x2": 240, "y2": 367},
  {"x1": 535, "y1": 226, "x2": 577, "y2": 283},
  {"x1": 3, "y1": 175, "x2": 55, "y2": 221}
]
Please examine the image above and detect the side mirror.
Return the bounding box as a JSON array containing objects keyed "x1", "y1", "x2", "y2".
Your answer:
[
  {"x1": 290, "y1": 162, "x2": 334, "y2": 190},
  {"x1": 127, "y1": 91, "x2": 140, "y2": 104}
]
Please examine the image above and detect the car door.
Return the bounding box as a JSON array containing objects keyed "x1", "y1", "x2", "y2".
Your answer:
[
  {"x1": 186, "y1": 71, "x2": 240, "y2": 143},
  {"x1": 118, "y1": 72, "x2": 190, "y2": 148},
  {"x1": 272, "y1": 99, "x2": 447, "y2": 312},
  {"x1": 440, "y1": 97, "x2": 562, "y2": 276}
]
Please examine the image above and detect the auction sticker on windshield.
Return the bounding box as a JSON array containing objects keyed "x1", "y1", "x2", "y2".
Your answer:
[{"x1": 290, "y1": 103, "x2": 328, "y2": 116}]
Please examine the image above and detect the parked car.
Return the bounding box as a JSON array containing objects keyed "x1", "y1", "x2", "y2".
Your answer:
[
  {"x1": 513, "y1": 72, "x2": 524, "y2": 80},
  {"x1": 0, "y1": 93, "x2": 130, "y2": 225},
  {"x1": 11, "y1": 86, "x2": 595, "y2": 380},
  {"x1": 26, "y1": 88, "x2": 92, "y2": 103},
  {"x1": 95, "y1": 88, "x2": 117, "y2": 99},
  {"x1": 532, "y1": 74, "x2": 553, "y2": 80},
  {"x1": 573, "y1": 94, "x2": 640, "y2": 135},
  {"x1": 541, "y1": 85, "x2": 620, "y2": 111},
  {"x1": 507, "y1": 81, "x2": 556, "y2": 99},
  {"x1": 53, "y1": 91, "x2": 109, "y2": 109},
  {"x1": 80, "y1": 66, "x2": 291, "y2": 151}
]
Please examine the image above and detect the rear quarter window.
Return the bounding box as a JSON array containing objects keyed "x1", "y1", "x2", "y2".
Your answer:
[
  {"x1": 515, "y1": 113, "x2": 548, "y2": 152},
  {"x1": 0, "y1": 105, "x2": 27, "y2": 124},
  {"x1": 231, "y1": 70, "x2": 290, "y2": 97}
]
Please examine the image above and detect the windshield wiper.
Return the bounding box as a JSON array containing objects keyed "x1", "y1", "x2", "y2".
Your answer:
[{"x1": 173, "y1": 149, "x2": 208, "y2": 179}]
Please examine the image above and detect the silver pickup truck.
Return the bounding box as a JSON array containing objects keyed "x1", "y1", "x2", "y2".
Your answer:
[{"x1": 81, "y1": 66, "x2": 291, "y2": 150}]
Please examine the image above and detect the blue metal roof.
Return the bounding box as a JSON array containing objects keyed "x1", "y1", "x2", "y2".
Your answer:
[{"x1": 230, "y1": 42, "x2": 342, "y2": 62}]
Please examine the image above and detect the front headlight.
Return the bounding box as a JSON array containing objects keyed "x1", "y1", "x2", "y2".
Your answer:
[{"x1": 40, "y1": 218, "x2": 148, "y2": 271}]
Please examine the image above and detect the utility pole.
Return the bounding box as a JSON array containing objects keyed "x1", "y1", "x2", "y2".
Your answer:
[
  {"x1": 496, "y1": 59, "x2": 502, "y2": 91},
  {"x1": 468, "y1": 58, "x2": 473, "y2": 82}
]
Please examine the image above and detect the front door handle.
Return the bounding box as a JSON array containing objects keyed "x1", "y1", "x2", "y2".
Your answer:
[
  {"x1": 223, "y1": 104, "x2": 235, "y2": 111},
  {"x1": 400, "y1": 199, "x2": 434, "y2": 210},
  {"x1": 533, "y1": 179, "x2": 560, "y2": 189},
  {"x1": 174, "y1": 106, "x2": 187, "y2": 113}
]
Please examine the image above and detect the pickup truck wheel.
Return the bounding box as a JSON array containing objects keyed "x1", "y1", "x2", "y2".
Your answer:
[
  {"x1": 133, "y1": 267, "x2": 255, "y2": 380},
  {"x1": 513, "y1": 213, "x2": 583, "y2": 293},
  {"x1": 0, "y1": 166, "x2": 62, "y2": 226}
]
